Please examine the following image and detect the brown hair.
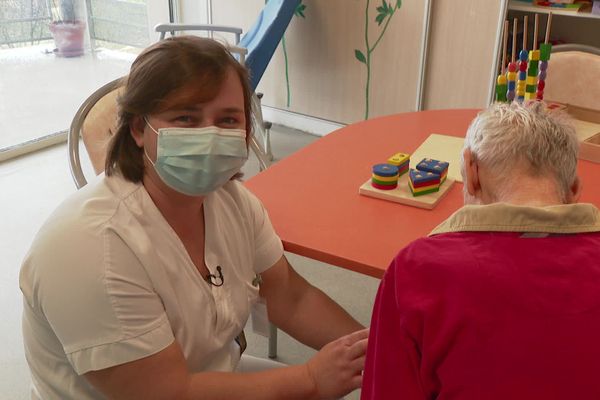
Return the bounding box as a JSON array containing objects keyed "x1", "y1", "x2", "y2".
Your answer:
[{"x1": 105, "y1": 35, "x2": 254, "y2": 182}]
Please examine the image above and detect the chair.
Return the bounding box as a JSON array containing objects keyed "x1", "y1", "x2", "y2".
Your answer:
[
  {"x1": 155, "y1": 0, "x2": 302, "y2": 163},
  {"x1": 544, "y1": 44, "x2": 600, "y2": 112}
]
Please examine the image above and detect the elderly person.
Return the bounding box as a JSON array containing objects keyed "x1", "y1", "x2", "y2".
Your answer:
[{"x1": 361, "y1": 101, "x2": 600, "y2": 399}]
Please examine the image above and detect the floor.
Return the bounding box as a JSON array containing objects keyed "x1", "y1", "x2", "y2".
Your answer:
[
  {"x1": 0, "y1": 125, "x2": 380, "y2": 399},
  {"x1": 0, "y1": 43, "x2": 134, "y2": 149}
]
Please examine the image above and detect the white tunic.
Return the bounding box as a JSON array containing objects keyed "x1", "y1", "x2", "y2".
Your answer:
[{"x1": 19, "y1": 174, "x2": 283, "y2": 399}]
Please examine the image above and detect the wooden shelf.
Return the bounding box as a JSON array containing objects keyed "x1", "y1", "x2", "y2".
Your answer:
[{"x1": 509, "y1": 1, "x2": 600, "y2": 20}]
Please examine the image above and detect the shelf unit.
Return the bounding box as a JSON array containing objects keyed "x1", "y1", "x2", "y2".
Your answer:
[{"x1": 509, "y1": 1, "x2": 600, "y2": 20}]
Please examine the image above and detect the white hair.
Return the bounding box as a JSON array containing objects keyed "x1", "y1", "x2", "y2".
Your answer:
[{"x1": 462, "y1": 101, "x2": 579, "y2": 202}]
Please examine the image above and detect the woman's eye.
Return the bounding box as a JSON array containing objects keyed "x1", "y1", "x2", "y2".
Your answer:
[
  {"x1": 174, "y1": 115, "x2": 194, "y2": 123},
  {"x1": 220, "y1": 117, "x2": 239, "y2": 125}
]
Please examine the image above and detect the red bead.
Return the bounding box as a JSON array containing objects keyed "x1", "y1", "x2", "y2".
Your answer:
[
  {"x1": 508, "y1": 62, "x2": 517, "y2": 72},
  {"x1": 519, "y1": 61, "x2": 527, "y2": 71},
  {"x1": 536, "y1": 91, "x2": 544, "y2": 100},
  {"x1": 537, "y1": 80, "x2": 545, "y2": 90}
]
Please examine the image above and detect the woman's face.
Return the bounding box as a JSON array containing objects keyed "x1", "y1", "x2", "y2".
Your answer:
[{"x1": 136, "y1": 67, "x2": 247, "y2": 161}]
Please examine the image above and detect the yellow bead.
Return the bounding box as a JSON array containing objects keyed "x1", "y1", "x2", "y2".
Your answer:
[
  {"x1": 497, "y1": 75, "x2": 507, "y2": 85},
  {"x1": 517, "y1": 82, "x2": 526, "y2": 89},
  {"x1": 529, "y1": 50, "x2": 540, "y2": 61},
  {"x1": 507, "y1": 72, "x2": 517, "y2": 81},
  {"x1": 524, "y1": 92, "x2": 536, "y2": 100},
  {"x1": 526, "y1": 76, "x2": 537, "y2": 85}
]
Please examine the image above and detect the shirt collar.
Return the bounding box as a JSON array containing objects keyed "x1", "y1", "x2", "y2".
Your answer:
[{"x1": 430, "y1": 203, "x2": 600, "y2": 236}]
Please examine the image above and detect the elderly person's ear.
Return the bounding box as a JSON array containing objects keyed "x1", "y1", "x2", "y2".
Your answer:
[
  {"x1": 463, "y1": 148, "x2": 481, "y2": 197},
  {"x1": 567, "y1": 176, "x2": 583, "y2": 204}
]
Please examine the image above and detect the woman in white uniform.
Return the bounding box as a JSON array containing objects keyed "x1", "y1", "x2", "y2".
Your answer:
[{"x1": 20, "y1": 36, "x2": 367, "y2": 400}]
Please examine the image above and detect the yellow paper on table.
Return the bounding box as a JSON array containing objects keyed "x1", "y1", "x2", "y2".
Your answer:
[
  {"x1": 411, "y1": 134, "x2": 465, "y2": 183},
  {"x1": 573, "y1": 119, "x2": 600, "y2": 143}
]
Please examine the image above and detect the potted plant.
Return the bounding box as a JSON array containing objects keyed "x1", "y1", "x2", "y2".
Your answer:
[{"x1": 49, "y1": 0, "x2": 86, "y2": 57}]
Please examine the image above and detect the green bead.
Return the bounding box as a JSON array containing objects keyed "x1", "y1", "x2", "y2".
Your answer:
[
  {"x1": 526, "y1": 85, "x2": 537, "y2": 93},
  {"x1": 496, "y1": 84, "x2": 508, "y2": 102},
  {"x1": 540, "y1": 43, "x2": 552, "y2": 61},
  {"x1": 528, "y1": 68, "x2": 538, "y2": 77},
  {"x1": 529, "y1": 60, "x2": 539, "y2": 68}
]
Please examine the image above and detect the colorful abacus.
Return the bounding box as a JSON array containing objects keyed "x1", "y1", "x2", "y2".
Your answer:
[
  {"x1": 516, "y1": 15, "x2": 529, "y2": 103},
  {"x1": 497, "y1": 13, "x2": 553, "y2": 104},
  {"x1": 371, "y1": 164, "x2": 399, "y2": 190},
  {"x1": 537, "y1": 13, "x2": 553, "y2": 101},
  {"x1": 387, "y1": 152, "x2": 410, "y2": 176}
]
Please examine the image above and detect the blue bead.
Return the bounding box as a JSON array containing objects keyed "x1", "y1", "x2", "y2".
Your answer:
[
  {"x1": 519, "y1": 49, "x2": 528, "y2": 61},
  {"x1": 508, "y1": 81, "x2": 516, "y2": 90},
  {"x1": 507, "y1": 91, "x2": 516, "y2": 101},
  {"x1": 519, "y1": 71, "x2": 527, "y2": 80}
]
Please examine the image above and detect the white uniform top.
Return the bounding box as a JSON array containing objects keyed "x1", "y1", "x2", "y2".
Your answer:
[{"x1": 19, "y1": 174, "x2": 284, "y2": 400}]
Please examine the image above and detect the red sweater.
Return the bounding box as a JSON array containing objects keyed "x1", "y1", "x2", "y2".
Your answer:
[{"x1": 362, "y1": 230, "x2": 600, "y2": 399}]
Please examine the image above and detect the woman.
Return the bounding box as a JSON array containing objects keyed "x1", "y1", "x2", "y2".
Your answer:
[{"x1": 20, "y1": 36, "x2": 366, "y2": 400}]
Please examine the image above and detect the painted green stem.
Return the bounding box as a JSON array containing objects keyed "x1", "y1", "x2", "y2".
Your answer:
[
  {"x1": 364, "y1": 0, "x2": 371, "y2": 120},
  {"x1": 363, "y1": 0, "x2": 399, "y2": 120}
]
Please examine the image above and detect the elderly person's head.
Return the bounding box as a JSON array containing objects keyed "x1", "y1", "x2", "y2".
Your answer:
[{"x1": 461, "y1": 102, "x2": 581, "y2": 206}]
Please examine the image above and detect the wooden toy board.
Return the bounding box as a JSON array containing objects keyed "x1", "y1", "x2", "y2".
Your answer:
[
  {"x1": 410, "y1": 134, "x2": 465, "y2": 183},
  {"x1": 359, "y1": 174, "x2": 455, "y2": 210}
]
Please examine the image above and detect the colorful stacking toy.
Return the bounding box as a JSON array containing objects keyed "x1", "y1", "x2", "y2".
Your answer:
[
  {"x1": 408, "y1": 169, "x2": 441, "y2": 196},
  {"x1": 506, "y1": 18, "x2": 518, "y2": 102},
  {"x1": 496, "y1": 20, "x2": 509, "y2": 103},
  {"x1": 416, "y1": 158, "x2": 449, "y2": 183},
  {"x1": 516, "y1": 16, "x2": 529, "y2": 103},
  {"x1": 371, "y1": 163, "x2": 399, "y2": 190},
  {"x1": 537, "y1": 13, "x2": 552, "y2": 101},
  {"x1": 497, "y1": 13, "x2": 552, "y2": 104},
  {"x1": 387, "y1": 152, "x2": 410, "y2": 176}
]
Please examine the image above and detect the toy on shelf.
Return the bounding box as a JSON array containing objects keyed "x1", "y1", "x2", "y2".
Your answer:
[
  {"x1": 516, "y1": 15, "x2": 529, "y2": 103},
  {"x1": 496, "y1": 20, "x2": 509, "y2": 102},
  {"x1": 537, "y1": 13, "x2": 553, "y2": 101},
  {"x1": 371, "y1": 163, "x2": 399, "y2": 190},
  {"x1": 387, "y1": 152, "x2": 410, "y2": 176},
  {"x1": 416, "y1": 157, "x2": 450, "y2": 183},
  {"x1": 525, "y1": 14, "x2": 541, "y2": 101},
  {"x1": 498, "y1": 13, "x2": 553, "y2": 104}
]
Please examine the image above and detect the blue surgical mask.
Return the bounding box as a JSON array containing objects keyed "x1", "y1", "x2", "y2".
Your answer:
[{"x1": 144, "y1": 118, "x2": 248, "y2": 196}]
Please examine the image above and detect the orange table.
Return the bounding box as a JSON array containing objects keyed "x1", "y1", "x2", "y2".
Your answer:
[{"x1": 245, "y1": 109, "x2": 600, "y2": 279}]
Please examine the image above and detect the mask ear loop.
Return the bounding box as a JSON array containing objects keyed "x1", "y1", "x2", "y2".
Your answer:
[{"x1": 142, "y1": 116, "x2": 159, "y2": 166}]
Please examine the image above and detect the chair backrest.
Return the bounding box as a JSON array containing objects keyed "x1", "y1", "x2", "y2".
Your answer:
[
  {"x1": 68, "y1": 78, "x2": 122, "y2": 189},
  {"x1": 239, "y1": 0, "x2": 301, "y2": 90},
  {"x1": 544, "y1": 46, "x2": 600, "y2": 112}
]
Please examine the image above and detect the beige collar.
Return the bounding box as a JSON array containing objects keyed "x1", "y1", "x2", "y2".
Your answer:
[{"x1": 430, "y1": 203, "x2": 600, "y2": 236}]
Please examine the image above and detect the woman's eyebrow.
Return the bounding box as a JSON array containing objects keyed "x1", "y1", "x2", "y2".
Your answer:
[{"x1": 221, "y1": 107, "x2": 244, "y2": 114}]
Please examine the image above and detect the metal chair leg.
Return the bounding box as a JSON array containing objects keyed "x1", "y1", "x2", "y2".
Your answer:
[{"x1": 268, "y1": 322, "x2": 278, "y2": 359}]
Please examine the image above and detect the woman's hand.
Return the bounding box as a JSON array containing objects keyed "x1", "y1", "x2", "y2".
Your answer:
[{"x1": 305, "y1": 328, "x2": 369, "y2": 399}]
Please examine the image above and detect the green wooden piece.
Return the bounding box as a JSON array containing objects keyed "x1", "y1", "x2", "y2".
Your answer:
[
  {"x1": 540, "y1": 43, "x2": 552, "y2": 61},
  {"x1": 526, "y1": 85, "x2": 537, "y2": 93},
  {"x1": 496, "y1": 84, "x2": 507, "y2": 102}
]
